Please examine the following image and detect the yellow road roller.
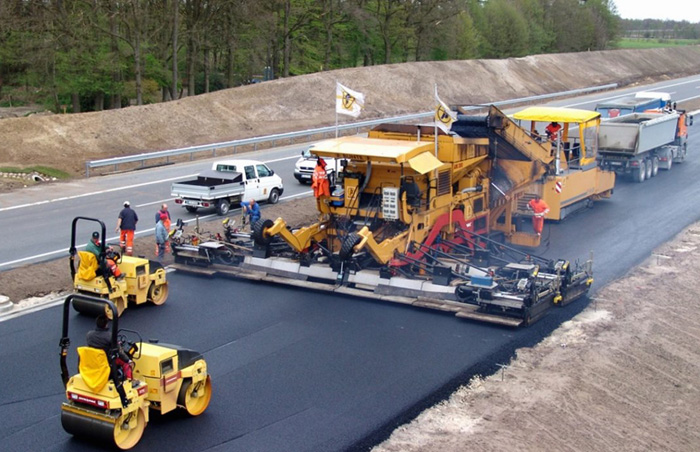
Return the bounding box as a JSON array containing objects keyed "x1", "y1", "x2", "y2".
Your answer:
[
  {"x1": 69, "y1": 217, "x2": 169, "y2": 317},
  {"x1": 59, "y1": 294, "x2": 212, "y2": 449}
]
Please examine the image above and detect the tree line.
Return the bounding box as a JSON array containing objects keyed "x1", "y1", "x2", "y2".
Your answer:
[{"x1": 0, "y1": 0, "x2": 621, "y2": 113}]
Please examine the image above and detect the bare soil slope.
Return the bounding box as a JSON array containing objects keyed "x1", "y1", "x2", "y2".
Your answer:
[{"x1": 2, "y1": 47, "x2": 700, "y2": 178}]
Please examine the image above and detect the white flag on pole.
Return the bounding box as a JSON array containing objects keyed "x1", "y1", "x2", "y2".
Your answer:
[
  {"x1": 336, "y1": 82, "x2": 365, "y2": 118},
  {"x1": 434, "y1": 86, "x2": 456, "y2": 133}
]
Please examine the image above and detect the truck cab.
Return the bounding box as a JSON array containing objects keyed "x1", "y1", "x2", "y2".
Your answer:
[
  {"x1": 596, "y1": 92, "x2": 671, "y2": 119},
  {"x1": 212, "y1": 159, "x2": 284, "y2": 203}
]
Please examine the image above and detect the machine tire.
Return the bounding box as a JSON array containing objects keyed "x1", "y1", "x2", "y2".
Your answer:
[
  {"x1": 268, "y1": 188, "x2": 280, "y2": 204},
  {"x1": 644, "y1": 158, "x2": 652, "y2": 180},
  {"x1": 339, "y1": 233, "x2": 362, "y2": 260},
  {"x1": 651, "y1": 156, "x2": 659, "y2": 177},
  {"x1": 178, "y1": 375, "x2": 212, "y2": 416},
  {"x1": 185, "y1": 206, "x2": 198, "y2": 213},
  {"x1": 216, "y1": 199, "x2": 230, "y2": 216},
  {"x1": 148, "y1": 282, "x2": 168, "y2": 306},
  {"x1": 632, "y1": 161, "x2": 645, "y2": 183},
  {"x1": 113, "y1": 408, "x2": 146, "y2": 450},
  {"x1": 253, "y1": 219, "x2": 274, "y2": 245}
]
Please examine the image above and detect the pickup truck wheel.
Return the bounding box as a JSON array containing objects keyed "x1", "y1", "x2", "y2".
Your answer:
[
  {"x1": 186, "y1": 206, "x2": 198, "y2": 213},
  {"x1": 217, "y1": 200, "x2": 230, "y2": 216},
  {"x1": 268, "y1": 188, "x2": 280, "y2": 204},
  {"x1": 253, "y1": 219, "x2": 274, "y2": 245},
  {"x1": 651, "y1": 156, "x2": 659, "y2": 177}
]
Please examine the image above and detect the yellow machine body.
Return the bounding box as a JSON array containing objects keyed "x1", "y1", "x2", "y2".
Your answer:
[
  {"x1": 512, "y1": 106, "x2": 616, "y2": 220},
  {"x1": 61, "y1": 343, "x2": 211, "y2": 449},
  {"x1": 73, "y1": 254, "x2": 169, "y2": 316}
]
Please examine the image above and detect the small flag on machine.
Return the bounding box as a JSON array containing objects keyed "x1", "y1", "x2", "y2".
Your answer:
[
  {"x1": 434, "y1": 86, "x2": 456, "y2": 133},
  {"x1": 336, "y1": 82, "x2": 365, "y2": 118}
]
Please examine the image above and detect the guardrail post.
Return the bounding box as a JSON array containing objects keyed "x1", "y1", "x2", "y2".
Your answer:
[
  {"x1": 114, "y1": 164, "x2": 118, "y2": 172},
  {"x1": 85, "y1": 163, "x2": 90, "y2": 178},
  {"x1": 254, "y1": 143, "x2": 257, "y2": 151},
  {"x1": 190, "y1": 152, "x2": 193, "y2": 161}
]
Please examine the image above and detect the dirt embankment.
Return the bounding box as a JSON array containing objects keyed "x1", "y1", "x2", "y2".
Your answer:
[{"x1": 2, "y1": 47, "x2": 700, "y2": 179}]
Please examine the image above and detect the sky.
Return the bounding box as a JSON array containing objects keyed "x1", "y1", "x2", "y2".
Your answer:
[{"x1": 612, "y1": 0, "x2": 700, "y2": 23}]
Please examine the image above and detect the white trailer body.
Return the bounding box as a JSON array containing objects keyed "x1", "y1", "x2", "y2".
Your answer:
[{"x1": 597, "y1": 112, "x2": 686, "y2": 183}]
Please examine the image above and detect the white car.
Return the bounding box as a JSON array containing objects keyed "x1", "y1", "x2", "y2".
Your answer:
[{"x1": 294, "y1": 148, "x2": 343, "y2": 185}]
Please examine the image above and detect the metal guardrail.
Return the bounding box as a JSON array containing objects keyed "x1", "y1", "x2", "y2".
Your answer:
[{"x1": 85, "y1": 83, "x2": 617, "y2": 176}]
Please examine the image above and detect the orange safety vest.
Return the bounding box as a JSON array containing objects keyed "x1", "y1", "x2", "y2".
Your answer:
[
  {"x1": 545, "y1": 123, "x2": 562, "y2": 140},
  {"x1": 312, "y1": 165, "x2": 330, "y2": 198},
  {"x1": 528, "y1": 198, "x2": 550, "y2": 215}
]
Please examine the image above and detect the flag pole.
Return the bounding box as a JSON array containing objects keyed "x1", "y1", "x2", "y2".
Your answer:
[
  {"x1": 434, "y1": 83, "x2": 438, "y2": 157},
  {"x1": 335, "y1": 80, "x2": 339, "y2": 139}
]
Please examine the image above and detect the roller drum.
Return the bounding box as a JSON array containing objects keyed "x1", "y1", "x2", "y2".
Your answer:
[{"x1": 61, "y1": 405, "x2": 116, "y2": 442}]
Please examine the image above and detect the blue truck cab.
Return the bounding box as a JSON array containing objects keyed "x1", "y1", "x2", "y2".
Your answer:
[{"x1": 595, "y1": 92, "x2": 671, "y2": 119}]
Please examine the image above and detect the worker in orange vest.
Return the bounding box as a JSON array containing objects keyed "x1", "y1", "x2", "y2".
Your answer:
[
  {"x1": 311, "y1": 157, "x2": 331, "y2": 202},
  {"x1": 545, "y1": 121, "x2": 562, "y2": 141},
  {"x1": 527, "y1": 195, "x2": 550, "y2": 236}
]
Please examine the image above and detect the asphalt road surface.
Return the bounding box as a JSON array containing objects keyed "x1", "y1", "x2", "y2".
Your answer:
[{"x1": 1, "y1": 76, "x2": 700, "y2": 451}]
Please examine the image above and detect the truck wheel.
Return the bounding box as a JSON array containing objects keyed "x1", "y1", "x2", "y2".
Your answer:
[
  {"x1": 651, "y1": 156, "x2": 659, "y2": 177},
  {"x1": 253, "y1": 219, "x2": 274, "y2": 245},
  {"x1": 216, "y1": 200, "x2": 230, "y2": 216},
  {"x1": 339, "y1": 233, "x2": 362, "y2": 260},
  {"x1": 268, "y1": 188, "x2": 280, "y2": 204},
  {"x1": 644, "y1": 159, "x2": 652, "y2": 180},
  {"x1": 632, "y1": 161, "x2": 646, "y2": 183},
  {"x1": 665, "y1": 157, "x2": 673, "y2": 171},
  {"x1": 185, "y1": 206, "x2": 198, "y2": 213}
]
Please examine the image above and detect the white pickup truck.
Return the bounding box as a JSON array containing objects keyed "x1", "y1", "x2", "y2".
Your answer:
[{"x1": 171, "y1": 159, "x2": 284, "y2": 215}]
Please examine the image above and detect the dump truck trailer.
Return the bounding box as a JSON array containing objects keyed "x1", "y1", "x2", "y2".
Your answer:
[
  {"x1": 171, "y1": 106, "x2": 594, "y2": 326},
  {"x1": 598, "y1": 111, "x2": 689, "y2": 182}
]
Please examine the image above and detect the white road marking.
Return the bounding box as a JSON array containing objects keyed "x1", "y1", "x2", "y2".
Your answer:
[{"x1": 0, "y1": 174, "x2": 198, "y2": 213}]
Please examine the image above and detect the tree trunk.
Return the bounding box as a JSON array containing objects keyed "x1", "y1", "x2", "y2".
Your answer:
[
  {"x1": 109, "y1": 6, "x2": 122, "y2": 109},
  {"x1": 283, "y1": 0, "x2": 290, "y2": 77},
  {"x1": 71, "y1": 93, "x2": 80, "y2": 113},
  {"x1": 172, "y1": 0, "x2": 179, "y2": 100},
  {"x1": 94, "y1": 92, "x2": 104, "y2": 111},
  {"x1": 203, "y1": 47, "x2": 210, "y2": 93},
  {"x1": 187, "y1": 35, "x2": 196, "y2": 96}
]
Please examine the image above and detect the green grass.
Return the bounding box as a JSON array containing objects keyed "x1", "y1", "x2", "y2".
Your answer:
[
  {"x1": 617, "y1": 38, "x2": 700, "y2": 49},
  {"x1": 0, "y1": 166, "x2": 71, "y2": 179}
]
